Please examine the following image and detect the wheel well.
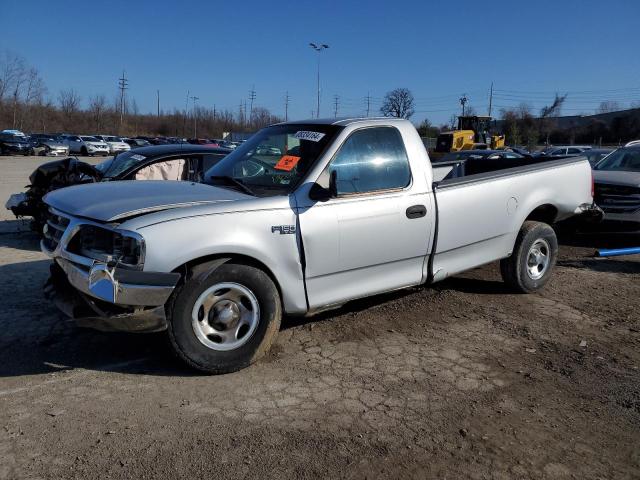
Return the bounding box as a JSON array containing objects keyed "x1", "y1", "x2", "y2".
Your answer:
[
  {"x1": 525, "y1": 204, "x2": 558, "y2": 225},
  {"x1": 174, "y1": 254, "x2": 284, "y2": 304}
]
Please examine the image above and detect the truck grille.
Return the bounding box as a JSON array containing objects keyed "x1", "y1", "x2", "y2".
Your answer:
[
  {"x1": 42, "y1": 209, "x2": 70, "y2": 251},
  {"x1": 594, "y1": 183, "x2": 640, "y2": 213}
]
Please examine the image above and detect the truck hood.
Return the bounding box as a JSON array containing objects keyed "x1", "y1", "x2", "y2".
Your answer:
[
  {"x1": 44, "y1": 180, "x2": 251, "y2": 222},
  {"x1": 593, "y1": 170, "x2": 640, "y2": 187}
]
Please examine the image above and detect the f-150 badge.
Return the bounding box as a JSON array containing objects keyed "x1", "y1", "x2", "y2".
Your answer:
[{"x1": 271, "y1": 225, "x2": 296, "y2": 235}]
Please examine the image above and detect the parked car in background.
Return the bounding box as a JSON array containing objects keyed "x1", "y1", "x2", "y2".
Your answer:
[
  {"x1": 61, "y1": 135, "x2": 110, "y2": 156},
  {"x1": 188, "y1": 138, "x2": 220, "y2": 147},
  {"x1": 28, "y1": 134, "x2": 70, "y2": 156},
  {"x1": 583, "y1": 148, "x2": 613, "y2": 166},
  {"x1": 0, "y1": 129, "x2": 26, "y2": 137},
  {"x1": 124, "y1": 138, "x2": 152, "y2": 148},
  {"x1": 6, "y1": 145, "x2": 232, "y2": 232},
  {"x1": 0, "y1": 132, "x2": 33, "y2": 155},
  {"x1": 93, "y1": 135, "x2": 131, "y2": 154},
  {"x1": 438, "y1": 149, "x2": 526, "y2": 162},
  {"x1": 535, "y1": 146, "x2": 591, "y2": 157},
  {"x1": 592, "y1": 144, "x2": 640, "y2": 230}
]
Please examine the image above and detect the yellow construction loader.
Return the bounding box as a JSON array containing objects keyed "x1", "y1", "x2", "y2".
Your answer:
[{"x1": 435, "y1": 116, "x2": 505, "y2": 153}]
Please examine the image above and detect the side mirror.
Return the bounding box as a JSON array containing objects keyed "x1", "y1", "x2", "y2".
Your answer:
[
  {"x1": 329, "y1": 169, "x2": 338, "y2": 198},
  {"x1": 309, "y1": 182, "x2": 332, "y2": 202}
]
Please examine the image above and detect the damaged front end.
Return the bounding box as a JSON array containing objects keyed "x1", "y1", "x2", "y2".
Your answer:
[
  {"x1": 6, "y1": 157, "x2": 102, "y2": 233},
  {"x1": 42, "y1": 207, "x2": 180, "y2": 333}
]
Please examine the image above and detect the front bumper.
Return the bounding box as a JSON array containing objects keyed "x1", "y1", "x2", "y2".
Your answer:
[
  {"x1": 56, "y1": 257, "x2": 179, "y2": 306},
  {"x1": 46, "y1": 259, "x2": 180, "y2": 332}
]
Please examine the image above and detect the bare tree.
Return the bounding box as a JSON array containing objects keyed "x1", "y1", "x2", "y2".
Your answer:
[
  {"x1": 539, "y1": 94, "x2": 566, "y2": 145},
  {"x1": 58, "y1": 88, "x2": 81, "y2": 129},
  {"x1": 0, "y1": 51, "x2": 26, "y2": 103},
  {"x1": 89, "y1": 94, "x2": 108, "y2": 131},
  {"x1": 596, "y1": 101, "x2": 621, "y2": 114},
  {"x1": 380, "y1": 88, "x2": 415, "y2": 119}
]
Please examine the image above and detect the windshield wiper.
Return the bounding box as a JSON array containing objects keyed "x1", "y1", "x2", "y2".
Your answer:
[{"x1": 209, "y1": 175, "x2": 256, "y2": 196}]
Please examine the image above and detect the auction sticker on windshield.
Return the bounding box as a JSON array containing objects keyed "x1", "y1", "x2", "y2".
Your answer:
[
  {"x1": 274, "y1": 155, "x2": 301, "y2": 171},
  {"x1": 130, "y1": 154, "x2": 146, "y2": 161},
  {"x1": 294, "y1": 131, "x2": 325, "y2": 142}
]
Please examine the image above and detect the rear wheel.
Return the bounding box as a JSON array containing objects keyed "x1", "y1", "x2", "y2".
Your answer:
[
  {"x1": 500, "y1": 221, "x2": 558, "y2": 293},
  {"x1": 167, "y1": 263, "x2": 281, "y2": 373},
  {"x1": 80, "y1": 147, "x2": 88, "y2": 156}
]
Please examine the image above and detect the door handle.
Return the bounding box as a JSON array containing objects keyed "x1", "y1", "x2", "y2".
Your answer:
[{"x1": 406, "y1": 204, "x2": 427, "y2": 219}]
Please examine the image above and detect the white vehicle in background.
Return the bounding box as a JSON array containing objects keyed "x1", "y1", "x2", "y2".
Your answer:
[
  {"x1": 93, "y1": 135, "x2": 131, "y2": 154},
  {"x1": 62, "y1": 135, "x2": 110, "y2": 156}
]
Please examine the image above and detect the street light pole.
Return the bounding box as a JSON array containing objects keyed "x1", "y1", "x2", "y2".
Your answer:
[
  {"x1": 190, "y1": 95, "x2": 199, "y2": 137},
  {"x1": 309, "y1": 43, "x2": 329, "y2": 118}
]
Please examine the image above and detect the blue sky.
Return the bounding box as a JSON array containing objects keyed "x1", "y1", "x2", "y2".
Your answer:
[{"x1": 2, "y1": 0, "x2": 639, "y2": 124}]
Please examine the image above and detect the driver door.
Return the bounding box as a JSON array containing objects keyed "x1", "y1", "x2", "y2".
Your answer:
[{"x1": 296, "y1": 126, "x2": 432, "y2": 309}]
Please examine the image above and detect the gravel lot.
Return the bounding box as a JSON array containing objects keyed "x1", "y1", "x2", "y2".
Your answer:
[{"x1": 1, "y1": 155, "x2": 639, "y2": 479}]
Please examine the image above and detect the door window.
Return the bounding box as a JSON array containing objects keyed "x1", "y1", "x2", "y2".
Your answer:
[{"x1": 327, "y1": 127, "x2": 411, "y2": 195}]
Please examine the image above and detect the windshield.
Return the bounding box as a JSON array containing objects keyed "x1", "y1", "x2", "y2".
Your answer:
[
  {"x1": 81, "y1": 136, "x2": 100, "y2": 142},
  {"x1": 105, "y1": 136, "x2": 121, "y2": 142},
  {"x1": 594, "y1": 148, "x2": 640, "y2": 172},
  {"x1": 101, "y1": 151, "x2": 147, "y2": 178},
  {"x1": 204, "y1": 124, "x2": 342, "y2": 196}
]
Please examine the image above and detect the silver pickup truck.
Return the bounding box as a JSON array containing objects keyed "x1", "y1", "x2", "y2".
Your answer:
[{"x1": 42, "y1": 118, "x2": 599, "y2": 373}]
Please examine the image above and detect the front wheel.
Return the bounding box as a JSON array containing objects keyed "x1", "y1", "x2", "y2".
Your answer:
[
  {"x1": 500, "y1": 221, "x2": 558, "y2": 293},
  {"x1": 167, "y1": 263, "x2": 281, "y2": 373}
]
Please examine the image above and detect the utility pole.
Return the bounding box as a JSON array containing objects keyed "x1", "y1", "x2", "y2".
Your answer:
[
  {"x1": 309, "y1": 43, "x2": 329, "y2": 118},
  {"x1": 156, "y1": 89, "x2": 160, "y2": 118},
  {"x1": 213, "y1": 104, "x2": 217, "y2": 122},
  {"x1": 365, "y1": 92, "x2": 371, "y2": 117},
  {"x1": 238, "y1": 100, "x2": 244, "y2": 130},
  {"x1": 118, "y1": 70, "x2": 128, "y2": 131},
  {"x1": 488, "y1": 82, "x2": 493, "y2": 117},
  {"x1": 190, "y1": 95, "x2": 199, "y2": 137},
  {"x1": 284, "y1": 91, "x2": 290, "y2": 121},
  {"x1": 183, "y1": 90, "x2": 190, "y2": 137},
  {"x1": 248, "y1": 85, "x2": 256, "y2": 120},
  {"x1": 333, "y1": 95, "x2": 339, "y2": 118},
  {"x1": 459, "y1": 94, "x2": 468, "y2": 117}
]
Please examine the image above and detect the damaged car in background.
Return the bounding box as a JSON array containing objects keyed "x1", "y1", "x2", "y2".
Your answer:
[{"x1": 5, "y1": 145, "x2": 231, "y2": 232}]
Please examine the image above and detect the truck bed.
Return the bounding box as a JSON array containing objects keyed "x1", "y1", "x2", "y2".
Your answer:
[{"x1": 428, "y1": 155, "x2": 592, "y2": 282}]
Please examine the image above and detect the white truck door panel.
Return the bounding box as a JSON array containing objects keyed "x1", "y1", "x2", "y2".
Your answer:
[{"x1": 298, "y1": 191, "x2": 431, "y2": 309}]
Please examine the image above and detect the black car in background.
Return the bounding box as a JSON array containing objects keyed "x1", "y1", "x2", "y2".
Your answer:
[
  {"x1": 6, "y1": 145, "x2": 231, "y2": 232},
  {"x1": 0, "y1": 132, "x2": 33, "y2": 155},
  {"x1": 583, "y1": 148, "x2": 614, "y2": 166},
  {"x1": 437, "y1": 149, "x2": 526, "y2": 162},
  {"x1": 123, "y1": 137, "x2": 152, "y2": 148}
]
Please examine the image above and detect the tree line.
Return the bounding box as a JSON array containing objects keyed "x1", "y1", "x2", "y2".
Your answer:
[
  {"x1": 2, "y1": 50, "x2": 638, "y2": 144},
  {"x1": 0, "y1": 51, "x2": 281, "y2": 138}
]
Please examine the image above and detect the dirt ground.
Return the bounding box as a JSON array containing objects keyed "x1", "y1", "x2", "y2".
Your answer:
[{"x1": 1, "y1": 155, "x2": 639, "y2": 479}]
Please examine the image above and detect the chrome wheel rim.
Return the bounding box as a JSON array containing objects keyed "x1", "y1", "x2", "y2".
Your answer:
[
  {"x1": 526, "y1": 239, "x2": 550, "y2": 280},
  {"x1": 191, "y1": 282, "x2": 260, "y2": 351}
]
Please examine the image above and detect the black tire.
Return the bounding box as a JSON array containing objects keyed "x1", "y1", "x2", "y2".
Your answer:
[
  {"x1": 167, "y1": 263, "x2": 281, "y2": 374},
  {"x1": 80, "y1": 147, "x2": 88, "y2": 156},
  {"x1": 500, "y1": 221, "x2": 558, "y2": 293}
]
